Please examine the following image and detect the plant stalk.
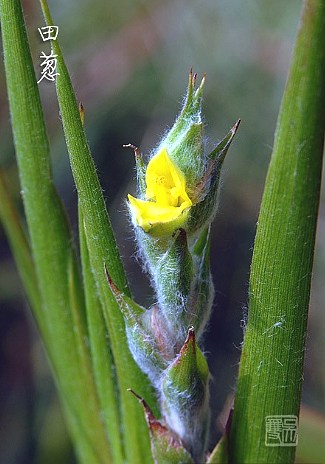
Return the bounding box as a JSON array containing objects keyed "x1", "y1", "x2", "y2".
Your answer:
[{"x1": 230, "y1": 1, "x2": 325, "y2": 462}]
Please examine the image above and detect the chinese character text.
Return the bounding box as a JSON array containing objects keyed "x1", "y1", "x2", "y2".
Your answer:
[
  {"x1": 38, "y1": 25, "x2": 59, "y2": 42},
  {"x1": 37, "y1": 51, "x2": 60, "y2": 84}
]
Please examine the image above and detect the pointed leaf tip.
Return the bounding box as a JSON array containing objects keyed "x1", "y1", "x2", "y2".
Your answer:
[
  {"x1": 161, "y1": 327, "x2": 210, "y2": 459},
  {"x1": 183, "y1": 69, "x2": 205, "y2": 112},
  {"x1": 194, "y1": 73, "x2": 206, "y2": 99},
  {"x1": 124, "y1": 143, "x2": 146, "y2": 196},
  {"x1": 128, "y1": 388, "x2": 160, "y2": 429},
  {"x1": 209, "y1": 119, "x2": 240, "y2": 162},
  {"x1": 128, "y1": 389, "x2": 194, "y2": 463},
  {"x1": 123, "y1": 143, "x2": 142, "y2": 160},
  {"x1": 165, "y1": 326, "x2": 209, "y2": 384},
  {"x1": 179, "y1": 326, "x2": 196, "y2": 356},
  {"x1": 105, "y1": 264, "x2": 146, "y2": 319},
  {"x1": 232, "y1": 118, "x2": 241, "y2": 135}
]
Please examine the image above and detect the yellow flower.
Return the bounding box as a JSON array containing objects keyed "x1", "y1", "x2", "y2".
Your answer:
[{"x1": 128, "y1": 148, "x2": 192, "y2": 236}]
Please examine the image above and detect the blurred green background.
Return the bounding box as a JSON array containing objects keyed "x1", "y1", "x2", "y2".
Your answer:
[{"x1": 0, "y1": 0, "x2": 324, "y2": 463}]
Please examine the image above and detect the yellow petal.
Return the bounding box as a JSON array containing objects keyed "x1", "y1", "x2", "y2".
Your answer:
[
  {"x1": 145, "y1": 148, "x2": 191, "y2": 208},
  {"x1": 128, "y1": 148, "x2": 192, "y2": 236}
]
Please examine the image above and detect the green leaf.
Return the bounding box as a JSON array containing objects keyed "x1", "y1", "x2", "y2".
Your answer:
[
  {"x1": 129, "y1": 390, "x2": 194, "y2": 464},
  {"x1": 229, "y1": 1, "x2": 325, "y2": 462},
  {"x1": 106, "y1": 275, "x2": 167, "y2": 387},
  {"x1": 192, "y1": 225, "x2": 214, "y2": 339},
  {"x1": 161, "y1": 71, "x2": 206, "y2": 193},
  {"x1": 187, "y1": 120, "x2": 240, "y2": 234},
  {"x1": 79, "y1": 206, "x2": 124, "y2": 464},
  {"x1": 0, "y1": 1, "x2": 110, "y2": 461},
  {"x1": 165, "y1": 70, "x2": 204, "y2": 148},
  {"x1": 154, "y1": 229, "x2": 194, "y2": 340},
  {"x1": 67, "y1": 249, "x2": 114, "y2": 461},
  {"x1": 207, "y1": 119, "x2": 240, "y2": 162},
  {"x1": 161, "y1": 328, "x2": 210, "y2": 461},
  {"x1": 39, "y1": 1, "x2": 157, "y2": 461},
  {"x1": 40, "y1": 0, "x2": 129, "y2": 296}
]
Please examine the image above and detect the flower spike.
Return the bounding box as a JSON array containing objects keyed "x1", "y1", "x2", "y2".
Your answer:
[{"x1": 124, "y1": 72, "x2": 239, "y2": 461}]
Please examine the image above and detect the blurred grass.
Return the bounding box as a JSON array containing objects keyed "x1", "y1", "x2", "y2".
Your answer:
[
  {"x1": 297, "y1": 406, "x2": 325, "y2": 464},
  {"x1": 0, "y1": 0, "x2": 324, "y2": 462}
]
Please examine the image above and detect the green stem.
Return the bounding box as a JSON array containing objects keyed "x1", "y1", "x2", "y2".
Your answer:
[
  {"x1": 0, "y1": 1, "x2": 110, "y2": 461},
  {"x1": 79, "y1": 205, "x2": 125, "y2": 464},
  {"x1": 38, "y1": 1, "x2": 157, "y2": 462},
  {"x1": 39, "y1": 0, "x2": 130, "y2": 296},
  {"x1": 230, "y1": 1, "x2": 325, "y2": 463}
]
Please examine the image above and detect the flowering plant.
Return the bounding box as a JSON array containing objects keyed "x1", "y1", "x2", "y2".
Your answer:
[
  {"x1": 115, "y1": 72, "x2": 239, "y2": 461},
  {"x1": 1, "y1": 1, "x2": 324, "y2": 463}
]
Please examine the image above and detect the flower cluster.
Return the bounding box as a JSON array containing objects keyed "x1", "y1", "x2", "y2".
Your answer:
[{"x1": 110, "y1": 72, "x2": 239, "y2": 463}]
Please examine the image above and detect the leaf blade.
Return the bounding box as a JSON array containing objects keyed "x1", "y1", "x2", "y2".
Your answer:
[
  {"x1": 0, "y1": 1, "x2": 110, "y2": 460},
  {"x1": 79, "y1": 205, "x2": 125, "y2": 464},
  {"x1": 229, "y1": 1, "x2": 325, "y2": 462},
  {"x1": 38, "y1": 1, "x2": 157, "y2": 461}
]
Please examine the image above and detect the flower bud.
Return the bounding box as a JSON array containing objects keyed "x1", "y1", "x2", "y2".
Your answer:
[
  {"x1": 188, "y1": 225, "x2": 214, "y2": 338},
  {"x1": 127, "y1": 71, "x2": 239, "y2": 238},
  {"x1": 160, "y1": 71, "x2": 206, "y2": 198},
  {"x1": 160, "y1": 327, "x2": 210, "y2": 462},
  {"x1": 123, "y1": 72, "x2": 239, "y2": 461},
  {"x1": 150, "y1": 228, "x2": 194, "y2": 346}
]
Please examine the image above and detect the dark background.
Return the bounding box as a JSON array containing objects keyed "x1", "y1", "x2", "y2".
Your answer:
[{"x1": 0, "y1": 0, "x2": 324, "y2": 462}]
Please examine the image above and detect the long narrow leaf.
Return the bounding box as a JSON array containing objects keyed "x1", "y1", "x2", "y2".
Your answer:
[
  {"x1": 230, "y1": 1, "x2": 325, "y2": 462},
  {"x1": 79, "y1": 205, "x2": 125, "y2": 464},
  {"x1": 39, "y1": 1, "x2": 157, "y2": 462},
  {"x1": 0, "y1": 1, "x2": 110, "y2": 461}
]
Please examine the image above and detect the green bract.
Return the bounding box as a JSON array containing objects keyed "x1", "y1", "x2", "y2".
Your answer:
[
  {"x1": 128, "y1": 71, "x2": 239, "y2": 238},
  {"x1": 121, "y1": 73, "x2": 239, "y2": 462}
]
